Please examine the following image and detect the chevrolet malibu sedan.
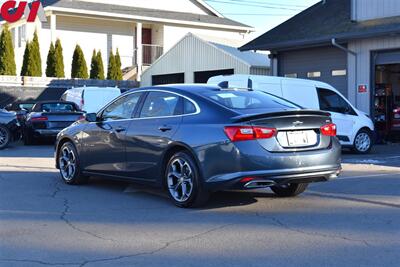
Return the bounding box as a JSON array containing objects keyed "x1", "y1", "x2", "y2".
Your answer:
[{"x1": 55, "y1": 85, "x2": 341, "y2": 208}]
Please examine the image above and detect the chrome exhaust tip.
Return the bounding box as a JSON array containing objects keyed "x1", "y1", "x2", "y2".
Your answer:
[{"x1": 244, "y1": 180, "x2": 277, "y2": 189}]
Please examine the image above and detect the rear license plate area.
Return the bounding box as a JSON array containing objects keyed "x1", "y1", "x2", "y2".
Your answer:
[{"x1": 277, "y1": 130, "x2": 318, "y2": 148}]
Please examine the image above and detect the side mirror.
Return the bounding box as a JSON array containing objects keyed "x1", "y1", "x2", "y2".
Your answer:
[{"x1": 85, "y1": 113, "x2": 98, "y2": 122}]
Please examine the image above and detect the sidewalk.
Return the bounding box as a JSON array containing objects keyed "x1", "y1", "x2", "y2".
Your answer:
[{"x1": 342, "y1": 144, "x2": 400, "y2": 168}]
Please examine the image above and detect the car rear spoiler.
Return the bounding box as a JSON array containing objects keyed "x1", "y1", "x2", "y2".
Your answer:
[{"x1": 232, "y1": 110, "x2": 331, "y2": 123}]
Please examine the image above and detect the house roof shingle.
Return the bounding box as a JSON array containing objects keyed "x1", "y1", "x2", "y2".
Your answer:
[{"x1": 240, "y1": 0, "x2": 400, "y2": 51}]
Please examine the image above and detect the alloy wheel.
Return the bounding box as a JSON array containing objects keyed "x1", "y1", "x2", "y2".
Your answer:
[
  {"x1": 355, "y1": 132, "x2": 371, "y2": 152},
  {"x1": 59, "y1": 146, "x2": 77, "y2": 181},
  {"x1": 167, "y1": 158, "x2": 194, "y2": 203},
  {"x1": 0, "y1": 127, "x2": 9, "y2": 148}
]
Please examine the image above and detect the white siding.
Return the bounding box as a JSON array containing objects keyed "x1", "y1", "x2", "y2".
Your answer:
[
  {"x1": 75, "y1": 0, "x2": 210, "y2": 15},
  {"x1": 141, "y1": 34, "x2": 250, "y2": 86},
  {"x1": 352, "y1": 0, "x2": 400, "y2": 21},
  {"x1": 347, "y1": 36, "x2": 400, "y2": 113},
  {"x1": 163, "y1": 25, "x2": 246, "y2": 53}
]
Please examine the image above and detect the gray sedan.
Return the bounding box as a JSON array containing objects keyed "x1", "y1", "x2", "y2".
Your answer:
[{"x1": 55, "y1": 85, "x2": 341, "y2": 208}]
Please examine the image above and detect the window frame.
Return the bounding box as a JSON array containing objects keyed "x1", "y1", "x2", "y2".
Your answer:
[
  {"x1": 317, "y1": 88, "x2": 357, "y2": 116},
  {"x1": 99, "y1": 92, "x2": 144, "y2": 122},
  {"x1": 97, "y1": 89, "x2": 200, "y2": 122}
]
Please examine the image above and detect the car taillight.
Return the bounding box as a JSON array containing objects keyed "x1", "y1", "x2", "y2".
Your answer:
[
  {"x1": 224, "y1": 126, "x2": 277, "y2": 142},
  {"x1": 320, "y1": 123, "x2": 337, "y2": 136},
  {"x1": 31, "y1": 116, "x2": 48, "y2": 122}
]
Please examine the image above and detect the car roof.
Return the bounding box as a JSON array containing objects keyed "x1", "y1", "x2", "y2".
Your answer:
[{"x1": 126, "y1": 84, "x2": 228, "y2": 97}]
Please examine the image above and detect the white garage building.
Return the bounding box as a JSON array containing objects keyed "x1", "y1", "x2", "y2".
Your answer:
[{"x1": 141, "y1": 33, "x2": 270, "y2": 86}]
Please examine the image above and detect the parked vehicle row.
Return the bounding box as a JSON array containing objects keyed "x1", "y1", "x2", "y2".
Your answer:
[
  {"x1": 55, "y1": 85, "x2": 342, "y2": 208},
  {"x1": 208, "y1": 75, "x2": 375, "y2": 154}
]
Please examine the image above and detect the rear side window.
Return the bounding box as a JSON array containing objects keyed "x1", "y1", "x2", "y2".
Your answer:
[
  {"x1": 140, "y1": 92, "x2": 180, "y2": 118},
  {"x1": 201, "y1": 90, "x2": 299, "y2": 110},
  {"x1": 184, "y1": 99, "x2": 197, "y2": 114}
]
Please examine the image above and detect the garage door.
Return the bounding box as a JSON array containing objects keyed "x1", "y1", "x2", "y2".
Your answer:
[
  {"x1": 194, "y1": 69, "x2": 234, "y2": 83},
  {"x1": 278, "y1": 46, "x2": 348, "y2": 97},
  {"x1": 152, "y1": 73, "x2": 185, "y2": 86}
]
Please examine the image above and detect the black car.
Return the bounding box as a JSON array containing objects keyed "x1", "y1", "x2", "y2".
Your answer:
[
  {"x1": 24, "y1": 101, "x2": 84, "y2": 145},
  {"x1": 0, "y1": 109, "x2": 21, "y2": 150},
  {"x1": 5, "y1": 101, "x2": 36, "y2": 125},
  {"x1": 55, "y1": 85, "x2": 341, "y2": 208}
]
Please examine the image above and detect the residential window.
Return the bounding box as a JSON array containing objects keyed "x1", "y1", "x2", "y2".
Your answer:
[
  {"x1": 18, "y1": 25, "x2": 26, "y2": 48},
  {"x1": 307, "y1": 71, "x2": 321, "y2": 78},
  {"x1": 332, "y1": 69, "x2": 347, "y2": 76},
  {"x1": 284, "y1": 73, "x2": 297, "y2": 78}
]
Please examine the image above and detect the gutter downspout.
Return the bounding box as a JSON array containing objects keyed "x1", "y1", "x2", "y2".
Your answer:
[{"x1": 331, "y1": 38, "x2": 358, "y2": 107}]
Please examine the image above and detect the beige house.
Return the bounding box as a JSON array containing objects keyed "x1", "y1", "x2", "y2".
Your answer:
[{"x1": 0, "y1": 0, "x2": 253, "y2": 81}]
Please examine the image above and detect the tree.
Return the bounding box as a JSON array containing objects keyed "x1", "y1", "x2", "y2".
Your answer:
[
  {"x1": 114, "y1": 48, "x2": 123, "y2": 80},
  {"x1": 21, "y1": 41, "x2": 31, "y2": 76},
  {"x1": 54, "y1": 39, "x2": 65, "y2": 78},
  {"x1": 71, "y1": 44, "x2": 88, "y2": 79},
  {"x1": 90, "y1": 49, "x2": 98, "y2": 79},
  {"x1": 46, "y1": 42, "x2": 56, "y2": 77},
  {"x1": 96, "y1": 51, "x2": 105, "y2": 80},
  {"x1": 29, "y1": 30, "x2": 42, "y2": 77},
  {"x1": 0, "y1": 25, "x2": 17, "y2": 75},
  {"x1": 107, "y1": 50, "x2": 117, "y2": 80}
]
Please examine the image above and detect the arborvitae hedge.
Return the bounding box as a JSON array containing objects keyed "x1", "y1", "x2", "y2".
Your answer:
[
  {"x1": 71, "y1": 44, "x2": 88, "y2": 79},
  {"x1": 21, "y1": 41, "x2": 31, "y2": 76},
  {"x1": 96, "y1": 51, "x2": 105, "y2": 80},
  {"x1": 29, "y1": 30, "x2": 42, "y2": 77},
  {"x1": 107, "y1": 51, "x2": 117, "y2": 80},
  {"x1": 90, "y1": 49, "x2": 98, "y2": 79},
  {"x1": 115, "y1": 48, "x2": 123, "y2": 81},
  {"x1": 0, "y1": 25, "x2": 17, "y2": 75},
  {"x1": 46, "y1": 42, "x2": 56, "y2": 77},
  {"x1": 54, "y1": 39, "x2": 65, "y2": 78}
]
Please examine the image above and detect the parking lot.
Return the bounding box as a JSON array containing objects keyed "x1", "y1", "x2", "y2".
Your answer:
[{"x1": 0, "y1": 143, "x2": 399, "y2": 267}]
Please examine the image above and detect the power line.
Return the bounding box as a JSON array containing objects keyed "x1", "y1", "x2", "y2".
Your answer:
[
  {"x1": 212, "y1": 0, "x2": 308, "y2": 8},
  {"x1": 205, "y1": 0, "x2": 304, "y2": 11}
]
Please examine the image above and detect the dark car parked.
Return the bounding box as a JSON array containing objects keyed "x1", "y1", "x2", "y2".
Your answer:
[
  {"x1": 55, "y1": 85, "x2": 341, "y2": 208},
  {"x1": 5, "y1": 101, "x2": 36, "y2": 125},
  {"x1": 0, "y1": 109, "x2": 21, "y2": 150},
  {"x1": 24, "y1": 101, "x2": 84, "y2": 145}
]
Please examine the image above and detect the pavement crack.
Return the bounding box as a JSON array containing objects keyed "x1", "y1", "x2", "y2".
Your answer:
[
  {"x1": 60, "y1": 198, "x2": 116, "y2": 242},
  {"x1": 78, "y1": 223, "x2": 233, "y2": 267},
  {"x1": 256, "y1": 212, "x2": 372, "y2": 247},
  {"x1": 0, "y1": 258, "x2": 79, "y2": 266}
]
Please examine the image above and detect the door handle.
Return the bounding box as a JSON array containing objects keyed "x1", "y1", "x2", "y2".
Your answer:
[
  {"x1": 114, "y1": 126, "x2": 126, "y2": 133},
  {"x1": 159, "y1": 125, "x2": 172, "y2": 132}
]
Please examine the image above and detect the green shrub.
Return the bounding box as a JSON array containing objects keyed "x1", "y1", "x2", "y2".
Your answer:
[
  {"x1": 46, "y1": 42, "x2": 56, "y2": 77},
  {"x1": 71, "y1": 44, "x2": 88, "y2": 79},
  {"x1": 0, "y1": 25, "x2": 17, "y2": 75},
  {"x1": 54, "y1": 39, "x2": 65, "y2": 78}
]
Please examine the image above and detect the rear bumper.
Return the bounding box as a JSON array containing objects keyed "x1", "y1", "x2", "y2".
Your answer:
[
  {"x1": 204, "y1": 165, "x2": 341, "y2": 191},
  {"x1": 33, "y1": 129, "x2": 62, "y2": 137}
]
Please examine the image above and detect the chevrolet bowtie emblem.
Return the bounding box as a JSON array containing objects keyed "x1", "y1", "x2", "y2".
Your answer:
[{"x1": 293, "y1": 121, "x2": 304, "y2": 126}]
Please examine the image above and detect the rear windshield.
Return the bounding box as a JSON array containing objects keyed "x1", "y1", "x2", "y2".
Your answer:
[
  {"x1": 40, "y1": 103, "x2": 77, "y2": 112},
  {"x1": 201, "y1": 90, "x2": 300, "y2": 110}
]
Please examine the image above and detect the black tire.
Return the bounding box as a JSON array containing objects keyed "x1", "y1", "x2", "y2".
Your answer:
[
  {"x1": 0, "y1": 125, "x2": 11, "y2": 150},
  {"x1": 58, "y1": 142, "x2": 89, "y2": 185},
  {"x1": 165, "y1": 151, "x2": 209, "y2": 208},
  {"x1": 352, "y1": 129, "x2": 373, "y2": 154},
  {"x1": 271, "y1": 183, "x2": 309, "y2": 197}
]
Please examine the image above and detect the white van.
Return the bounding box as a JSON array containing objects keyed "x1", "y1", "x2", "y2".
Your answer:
[
  {"x1": 208, "y1": 75, "x2": 375, "y2": 154},
  {"x1": 60, "y1": 87, "x2": 121, "y2": 114}
]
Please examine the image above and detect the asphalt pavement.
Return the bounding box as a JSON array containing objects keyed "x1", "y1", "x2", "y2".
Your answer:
[{"x1": 0, "y1": 143, "x2": 399, "y2": 267}]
